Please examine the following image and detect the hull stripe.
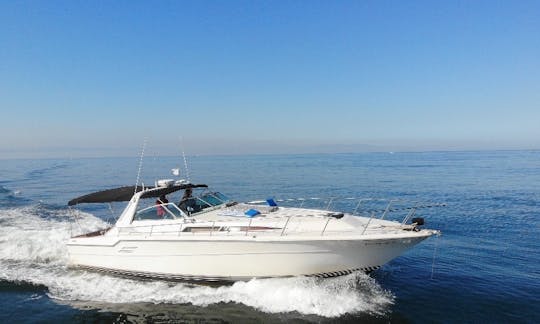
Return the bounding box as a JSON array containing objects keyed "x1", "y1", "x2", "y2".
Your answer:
[
  {"x1": 311, "y1": 266, "x2": 381, "y2": 278},
  {"x1": 71, "y1": 265, "x2": 381, "y2": 283}
]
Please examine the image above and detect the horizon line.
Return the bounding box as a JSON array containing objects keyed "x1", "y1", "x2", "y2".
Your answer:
[{"x1": 1, "y1": 147, "x2": 539, "y2": 161}]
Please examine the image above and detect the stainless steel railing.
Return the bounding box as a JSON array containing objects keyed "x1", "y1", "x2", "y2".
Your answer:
[{"x1": 115, "y1": 197, "x2": 445, "y2": 238}]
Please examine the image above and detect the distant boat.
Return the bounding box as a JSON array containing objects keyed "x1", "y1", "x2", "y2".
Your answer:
[{"x1": 67, "y1": 177, "x2": 441, "y2": 283}]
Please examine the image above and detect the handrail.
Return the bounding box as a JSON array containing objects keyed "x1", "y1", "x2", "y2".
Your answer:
[
  {"x1": 321, "y1": 217, "x2": 332, "y2": 236},
  {"x1": 123, "y1": 205, "x2": 442, "y2": 231},
  {"x1": 113, "y1": 197, "x2": 446, "y2": 238},
  {"x1": 402, "y1": 204, "x2": 418, "y2": 225},
  {"x1": 245, "y1": 218, "x2": 253, "y2": 236},
  {"x1": 380, "y1": 200, "x2": 395, "y2": 220},
  {"x1": 117, "y1": 215, "x2": 415, "y2": 238},
  {"x1": 280, "y1": 216, "x2": 292, "y2": 236},
  {"x1": 246, "y1": 197, "x2": 446, "y2": 219},
  {"x1": 361, "y1": 212, "x2": 376, "y2": 235},
  {"x1": 325, "y1": 197, "x2": 335, "y2": 210}
]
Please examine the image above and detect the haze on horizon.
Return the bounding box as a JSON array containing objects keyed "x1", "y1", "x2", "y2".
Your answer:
[{"x1": 1, "y1": 1, "x2": 539, "y2": 159}]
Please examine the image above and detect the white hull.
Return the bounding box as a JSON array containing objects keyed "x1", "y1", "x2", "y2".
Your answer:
[{"x1": 67, "y1": 232, "x2": 431, "y2": 281}]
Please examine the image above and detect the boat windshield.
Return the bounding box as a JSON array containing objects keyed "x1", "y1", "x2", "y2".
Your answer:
[
  {"x1": 134, "y1": 202, "x2": 185, "y2": 221},
  {"x1": 133, "y1": 191, "x2": 231, "y2": 220},
  {"x1": 201, "y1": 192, "x2": 229, "y2": 206},
  {"x1": 178, "y1": 191, "x2": 230, "y2": 215}
]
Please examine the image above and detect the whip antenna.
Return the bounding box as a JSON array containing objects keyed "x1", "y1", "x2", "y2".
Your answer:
[
  {"x1": 179, "y1": 136, "x2": 190, "y2": 181},
  {"x1": 135, "y1": 138, "x2": 147, "y2": 194}
]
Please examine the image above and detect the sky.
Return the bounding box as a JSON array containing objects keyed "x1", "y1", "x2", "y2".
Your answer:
[{"x1": 1, "y1": 0, "x2": 539, "y2": 158}]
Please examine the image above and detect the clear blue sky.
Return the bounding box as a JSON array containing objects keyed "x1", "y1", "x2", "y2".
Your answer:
[{"x1": 1, "y1": 0, "x2": 539, "y2": 158}]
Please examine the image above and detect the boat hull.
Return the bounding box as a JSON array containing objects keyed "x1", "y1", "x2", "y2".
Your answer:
[{"x1": 67, "y1": 234, "x2": 431, "y2": 282}]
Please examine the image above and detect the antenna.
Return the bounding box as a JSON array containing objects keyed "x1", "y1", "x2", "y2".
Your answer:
[
  {"x1": 135, "y1": 138, "x2": 147, "y2": 194},
  {"x1": 179, "y1": 136, "x2": 190, "y2": 181}
]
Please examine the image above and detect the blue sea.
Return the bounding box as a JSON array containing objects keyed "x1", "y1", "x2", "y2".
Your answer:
[{"x1": 0, "y1": 151, "x2": 539, "y2": 323}]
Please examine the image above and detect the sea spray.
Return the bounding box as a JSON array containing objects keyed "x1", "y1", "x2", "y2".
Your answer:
[
  {"x1": 44, "y1": 271, "x2": 393, "y2": 317},
  {"x1": 0, "y1": 206, "x2": 106, "y2": 264}
]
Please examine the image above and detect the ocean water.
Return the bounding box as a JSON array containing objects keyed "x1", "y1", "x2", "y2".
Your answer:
[{"x1": 0, "y1": 151, "x2": 539, "y2": 323}]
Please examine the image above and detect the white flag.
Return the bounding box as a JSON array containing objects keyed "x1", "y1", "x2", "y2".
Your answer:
[{"x1": 171, "y1": 168, "x2": 180, "y2": 176}]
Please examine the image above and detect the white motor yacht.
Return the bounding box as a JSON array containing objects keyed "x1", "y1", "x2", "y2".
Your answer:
[{"x1": 67, "y1": 179, "x2": 441, "y2": 282}]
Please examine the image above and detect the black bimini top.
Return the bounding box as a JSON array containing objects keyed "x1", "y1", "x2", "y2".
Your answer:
[{"x1": 68, "y1": 183, "x2": 208, "y2": 206}]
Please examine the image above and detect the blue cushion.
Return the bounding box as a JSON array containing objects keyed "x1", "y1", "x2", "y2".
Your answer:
[{"x1": 245, "y1": 209, "x2": 261, "y2": 217}]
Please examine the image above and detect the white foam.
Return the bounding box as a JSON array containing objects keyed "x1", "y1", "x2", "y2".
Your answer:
[
  {"x1": 0, "y1": 206, "x2": 106, "y2": 264},
  {"x1": 0, "y1": 206, "x2": 394, "y2": 317},
  {"x1": 42, "y1": 271, "x2": 393, "y2": 317}
]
